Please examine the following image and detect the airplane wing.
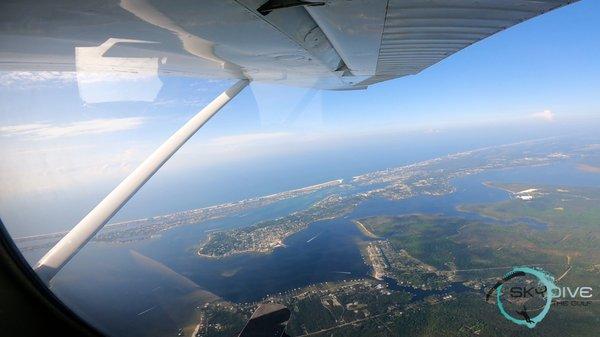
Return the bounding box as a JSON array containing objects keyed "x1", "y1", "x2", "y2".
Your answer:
[
  {"x1": 1, "y1": 0, "x2": 578, "y2": 90},
  {"x1": 238, "y1": 303, "x2": 291, "y2": 337}
]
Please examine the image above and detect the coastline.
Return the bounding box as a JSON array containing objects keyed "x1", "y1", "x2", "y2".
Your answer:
[{"x1": 352, "y1": 219, "x2": 380, "y2": 239}]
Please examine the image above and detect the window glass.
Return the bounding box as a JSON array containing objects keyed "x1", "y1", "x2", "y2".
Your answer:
[{"x1": 1, "y1": 1, "x2": 599, "y2": 337}]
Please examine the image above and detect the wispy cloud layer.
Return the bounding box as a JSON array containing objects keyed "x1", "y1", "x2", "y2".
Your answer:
[
  {"x1": 532, "y1": 110, "x2": 555, "y2": 122},
  {"x1": 0, "y1": 144, "x2": 146, "y2": 196},
  {"x1": 0, "y1": 117, "x2": 146, "y2": 139},
  {"x1": 0, "y1": 71, "x2": 76, "y2": 88},
  {"x1": 208, "y1": 132, "x2": 292, "y2": 147}
]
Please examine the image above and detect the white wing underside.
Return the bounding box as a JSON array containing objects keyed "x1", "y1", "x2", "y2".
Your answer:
[{"x1": 0, "y1": 0, "x2": 577, "y2": 90}]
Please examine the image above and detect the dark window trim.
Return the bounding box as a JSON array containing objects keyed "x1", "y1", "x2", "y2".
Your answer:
[{"x1": 0, "y1": 219, "x2": 104, "y2": 336}]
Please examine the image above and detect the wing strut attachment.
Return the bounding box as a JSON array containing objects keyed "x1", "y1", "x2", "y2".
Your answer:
[{"x1": 35, "y1": 79, "x2": 250, "y2": 283}]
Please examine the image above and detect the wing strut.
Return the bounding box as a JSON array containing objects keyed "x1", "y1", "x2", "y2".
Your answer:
[{"x1": 35, "y1": 79, "x2": 250, "y2": 283}]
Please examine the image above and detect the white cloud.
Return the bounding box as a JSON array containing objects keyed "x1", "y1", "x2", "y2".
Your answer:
[
  {"x1": 168, "y1": 131, "x2": 313, "y2": 172},
  {"x1": 0, "y1": 71, "x2": 76, "y2": 88},
  {"x1": 0, "y1": 129, "x2": 292, "y2": 196},
  {"x1": 208, "y1": 132, "x2": 292, "y2": 147},
  {"x1": 0, "y1": 141, "x2": 149, "y2": 197},
  {"x1": 532, "y1": 110, "x2": 555, "y2": 122},
  {"x1": 424, "y1": 128, "x2": 441, "y2": 134},
  {"x1": 0, "y1": 117, "x2": 146, "y2": 139}
]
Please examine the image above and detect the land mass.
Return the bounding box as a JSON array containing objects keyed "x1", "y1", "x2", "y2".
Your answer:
[{"x1": 196, "y1": 139, "x2": 579, "y2": 258}]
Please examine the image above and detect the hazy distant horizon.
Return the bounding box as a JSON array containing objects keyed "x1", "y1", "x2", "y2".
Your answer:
[{"x1": 3, "y1": 118, "x2": 598, "y2": 238}]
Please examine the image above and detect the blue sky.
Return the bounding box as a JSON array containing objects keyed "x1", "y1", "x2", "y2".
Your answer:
[{"x1": 0, "y1": 0, "x2": 599, "y2": 236}]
